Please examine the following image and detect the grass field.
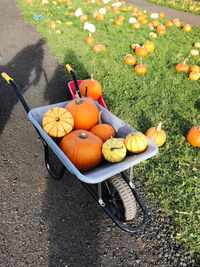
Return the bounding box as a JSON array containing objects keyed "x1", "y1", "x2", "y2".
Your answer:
[
  {"x1": 17, "y1": 0, "x2": 200, "y2": 261},
  {"x1": 143, "y1": 0, "x2": 200, "y2": 15}
]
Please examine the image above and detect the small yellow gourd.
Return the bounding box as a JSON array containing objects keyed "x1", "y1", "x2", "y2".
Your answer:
[
  {"x1": 125, "y1": 131, "x2": 147, "y2": 153},
  {"x1": 42, "y1": 107, "x2": 74, "y2": 138},
  {"x1": 102, "y1": 138, "x2": 127, "y2": 163},
  {"x1": 145, "y1": 122, "x2": 166, "y2": 147}
]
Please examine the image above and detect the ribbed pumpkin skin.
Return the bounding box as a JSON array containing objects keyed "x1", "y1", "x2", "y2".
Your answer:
[
  {"x1": 60, "y1": 130, "x2": 103, "y2": 171},
  {"x1": 79, "y1": 77, "x2": 102, "y2": 100},
  {"x1": 125, "y1": 132, "x2": 147, "y2": 153},
  {"x1": 145, "y1": 126, "x2": 166, "y2": 147},
  {"x1": 65, "y1": 97, "x2": 99, "y2": 130},
  {"x1": 102, "y1": 138, "x2": 127, "y2": 163},
  {"x1": 186, "y1": 127, "x2": 200, "y2": 147},
  {"x1": 90, "y1": 124, "x2": 115, "y2": 142},
  {"x1": 42, "y1": 107, "x2": 74, "y2": 138}
]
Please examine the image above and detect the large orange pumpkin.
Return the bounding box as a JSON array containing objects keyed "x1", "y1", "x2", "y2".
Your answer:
[
  {"x1": 186, "y1": 126, "x2": 200, "y2": 147},
  {"x1": 60, "y1": 130, "x2": 103, "y2": 171},
  {"x1": 65, "y1": 94, "x2": 99, "y2": 130},
  {"x1": 42, "y1": 107, "x2": 74, "y2": 138},
  {"x1": 93, "y1": 44, "x2": 107, "y2": 53},
  {"x1": 85, "y1": 33, "x2": 95, "y2": 45},
  {"x1": 143, "y1": 41, "x2": 155, "y2": 52},
  {"x1": 79, "y1": 74, "x2": 102, "y2": 100},
  {"x1": 90, "y1": 111, "x2": 115, "y2": 142},
  {"x1": 176, "y1": 63, "x2": 189, "y2": 72}
]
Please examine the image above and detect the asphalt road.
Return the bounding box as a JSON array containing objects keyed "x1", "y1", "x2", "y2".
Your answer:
[{"x1": 0, "y1": 0, "x2": 199, "y2": 266}]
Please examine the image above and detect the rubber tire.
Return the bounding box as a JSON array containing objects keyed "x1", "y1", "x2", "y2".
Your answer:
[{"x1": 108, "y1": 176, "x2": 137, "y2": 221}]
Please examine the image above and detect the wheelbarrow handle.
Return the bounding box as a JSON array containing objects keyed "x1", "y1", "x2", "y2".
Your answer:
[
  {"x1": 1, "y1": 72, "x2": 13, "y2": 84},
  {"x1": 1, "y1": 72, "x2": 30, "y2": 113},
  {"x1": 65, "y1": 64, "x2": 82, "y2": 98}
]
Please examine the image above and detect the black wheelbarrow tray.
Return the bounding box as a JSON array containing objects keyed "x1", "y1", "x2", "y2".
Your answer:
[{"x1": 2, "y1": 72, "x2": 158, "y2": 233}]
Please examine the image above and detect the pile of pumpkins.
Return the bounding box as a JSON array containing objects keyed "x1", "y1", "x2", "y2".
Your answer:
[{"x1": 42, "y1": 75, "x2": 199, "y2": 172}]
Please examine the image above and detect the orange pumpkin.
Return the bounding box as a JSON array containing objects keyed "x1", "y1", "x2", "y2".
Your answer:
[
  {"x1": 65, "y1": 94, "x2": 99, "y2": 130},
  {"x1": 173, "y1": 18, "x2": 181, "y2": 27},
  {"x1": 80, "y1": 14, "x2": 88, "y2": 22},
  {"x1": 143, "y1": 41, "x2": 155, "y2": 52},
  {"x1": 189, "y1": 65, "x2": 200, "y2": 72},
  {"x1": 85, "y1": 33, "x2": 95, "y2": 45},
  {"x1": 132, "y1": 22, "x2": 141, "y2": 29},
  {"x1": 158, "y1": 12, "x2": 165, "y2": 18},
  {"x1": 93, "y1": 44, "x2": 107, "y2": 53},
  {"x1": 165, "y1": 21, "x2": 173, "y2": 27},
  {"x1": 115, "y1": 19, "x2": 123, "y2": 26},
  {"x1": 186, "y1": 126, "x2": 200, "y2": 147},
  {"x1": 176, "y1": 63, "x2": 189, "y2": 72},
  {"x1": 90, "y1": 111, "x2": 115, "y2": 142},
  {"x1": 125, "y1": 131, "x2": 148, "y2": 153},
  {"x1": 182, "y1": 24, "x2": 192, "y2": 32},
  {"x1": 145, "y1": 122, "x2": 166, "y2": 147},
  {"x1": 134, "y1": 64, "x2": 147, "y2": 74},
  {"x1": 124, "y1": 54, "x2": 137, "y2": 65},
  {"x1": 42, "y1": 107, "x2": 74, "y2": 138},
  {"x1": 118, "y1": 15, "x2": 125, "y2": 21},
  {"x1": 96, "y1": 13, "x2": 104, "y2": 21},
  {"x1": 60, "y1": 130, "x2": 103, "y2": 171},
  {"x1": 152, "y1": 21, "x2": 160, "y2": 27},
  {"x1": 79, "y1": 74, "x2": 102, "y2": 100},
  {"x1": 135, "y1": 47, "x2": 148, "y2": 57},
  {"x1": 189, "y1": 71, "x2": 200, "y2": 81}
]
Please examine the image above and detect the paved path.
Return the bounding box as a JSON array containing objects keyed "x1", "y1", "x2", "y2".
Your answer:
[
  {"x1": 0, "y1": 0, "x2": 199, "y2": 266},
  {"x1": 127, "y1": 0, "x2": 200, "y2": 26}
]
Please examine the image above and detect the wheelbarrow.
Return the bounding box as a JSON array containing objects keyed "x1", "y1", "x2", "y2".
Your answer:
[{"x1": 1, "y1": 72, "x2": 158, "y2": 233}]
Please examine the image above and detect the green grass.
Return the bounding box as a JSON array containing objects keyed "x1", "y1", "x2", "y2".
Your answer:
[
  {"x1": 17, "y1": 0, "x2": 200, "y2": 261},
  {"x1": 143, "y1": 0, "x2": 200, "y2": 15}
]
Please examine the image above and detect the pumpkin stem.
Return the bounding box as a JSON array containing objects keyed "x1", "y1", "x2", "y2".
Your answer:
[
  {"x1": 79, "y1": 132, "x2": 87, "y2": 139},
  {"x1": 156, "y1": 122, "x2": 162, "y2": 131},
  {"x1": 98, "y1": 110, "x2": 103, "y2": 124},
  {"x1": 55, "y1": 117, "x2": 60, "y2": 122},
  {"x1": 110, "y1": 146, "x2": 124, "y2": 151},
  {"x1": 84, "y1": 85, "x2": 88, "y2": 97},
  {"x1": 183, "y1": 58, "x2": 189, "y2": 64},
  {"x1": 75, "y1": 92, "x2": 83, "y2": 104},
  {"x1": 89, "y1": 32, "x2": 92, "y2": 37},
  {"x1": 91, "y1": 73, "x2": 94, "y2": 81}
]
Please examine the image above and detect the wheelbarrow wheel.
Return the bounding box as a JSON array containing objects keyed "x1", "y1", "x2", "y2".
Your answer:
[{"x1": 103, "y1": 176, "x2": 137, "y2": 222}]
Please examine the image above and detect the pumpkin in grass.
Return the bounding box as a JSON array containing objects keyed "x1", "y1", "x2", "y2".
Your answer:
[
  {"x1": 79, "y1": 73, "x2": 102, "y2": 100},
  {"x1": 102, "y1": 137, "x2": 127, "y2": 163},
  {"x1": 186, "y1": 126, "x2": 200, "y2": 147},
  {"x1": 85, "y1": 33, "x2": 95, "y2": 45},
  {"x1": 189, "y1": 71, "x2": 200, "y2": 81},
  {"x1": 42, "y1": 107, "x2": 74, "y2": 138},
  {"x1": 65, "y1": 94, "x2": 99, "y2": 130},
  {"x1": 60, "y1": 130, "x2": 103, "y2": 171},
  {"x1": 145, "y1": 122, "x2": 166, "y2": 147},
  {"x1": 93, "y1": 44, "x2": 107, "y2": 53},
  {"x1": 176, "y1": 62, "x2": 189, "y2": 72},
  {"x1": 182, "y1": 24, "x2": 192, "y2": 32},
  {"x1": 135, "y1": 47, "x2": 148, "y2": 57},
  {"x1": 124, "y1": 54, "x2": 137, "y2": 65},
  {"x1": 115, "y1": 19, "x2": 123, "y2": 26},
  {"x1": 143, "y1": 41, "x2": 155, "y2": 52},
  {"x1": 125, "y1": 131, "x2": 147, "y2": 153},
  {"x1": 90, "y1": 111, "x2": 115, "y2": 142},
  {"x1": 189, "y1": 65, "x2": 200, "y2": 72},
  {"x1": 134, "y1": 64, "x2": 147, "y2": 74}
]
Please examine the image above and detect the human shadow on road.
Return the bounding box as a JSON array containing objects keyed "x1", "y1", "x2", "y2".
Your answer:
[
  {"x1": 42, "y1": 50, "x2": 101, "y2": 267},
  {"x1": 0, "y1": 39, "x2": 46, "y2": 134}
]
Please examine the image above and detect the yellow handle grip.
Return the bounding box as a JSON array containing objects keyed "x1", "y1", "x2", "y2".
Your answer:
[
  {"x1": 65, "y1": 64, "x2": 74, "y2": 74},
  {"x1": 1, "y1": 72, "x2": 13, "y2": 84}
]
